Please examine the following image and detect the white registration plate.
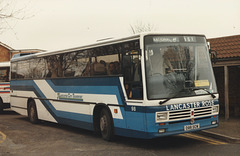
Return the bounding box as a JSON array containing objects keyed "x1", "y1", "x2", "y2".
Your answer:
[{"x1": 184, "y1": 124, "x2": 200, "y2": 131}]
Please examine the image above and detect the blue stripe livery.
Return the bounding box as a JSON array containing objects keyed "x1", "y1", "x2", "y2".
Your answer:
[{"x1": 11, "y1": 77, "x2": 219, "y2": 139}]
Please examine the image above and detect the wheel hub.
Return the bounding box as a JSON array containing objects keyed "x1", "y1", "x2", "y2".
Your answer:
[{"x1": 100, "y1": 115, "x2": 107, "y2": 132}]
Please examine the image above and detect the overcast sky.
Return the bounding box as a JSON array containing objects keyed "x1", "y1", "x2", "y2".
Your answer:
[{"x1": 1, "y1": 0, "x2": 240, "y2": 51}]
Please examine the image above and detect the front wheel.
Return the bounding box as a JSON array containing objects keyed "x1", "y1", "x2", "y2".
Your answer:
[
  {"x1": 28, "y1": 100, "x2": 39, "y2": 124},
  {"x1": 99, "y1": 108, "x2": 114, "y2": 141}
]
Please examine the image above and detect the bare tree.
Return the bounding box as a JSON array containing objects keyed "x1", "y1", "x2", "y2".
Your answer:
[
  {"x1": 130, "y1": 21, "x2": 156, "y2": 34},
  {"x1": 0, "y1": 0, "x2": 28, "y2": 34}
]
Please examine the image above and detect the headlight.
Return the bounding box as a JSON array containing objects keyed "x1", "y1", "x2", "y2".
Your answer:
[
  {"x1": 212, "y1": 105, "x2": 219, "y2": 114},
  {"x1": 156, "y1": 112, "x2": 168, "y2": 122}
]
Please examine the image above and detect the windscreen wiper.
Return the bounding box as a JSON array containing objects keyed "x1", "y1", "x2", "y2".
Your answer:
[
  {"x1": 159, "y1": 98, "x2": 171, "y2": 105},
  {"x1": 190, "y1": 87, "x2": 216, "y2": 99},
  {"x1": 159, "y1": 88, "x2": 185, "y2": 105},
  {"x1": 159, "y1": 88, "x2": 216, "y2": 105}
]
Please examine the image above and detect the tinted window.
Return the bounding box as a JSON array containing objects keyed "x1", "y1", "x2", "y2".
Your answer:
[
  {"x1": 0, "y1": 67, "x2": 10, "y2": 82},
  {"x1": 89, "y1": 44, "x2": 121, "y2": 76},
  {"x1": 29, "y1": 58, "x2": 47, "y2": 79},
  {"x1": 11, "y1": 40, "x2": 141, "y2": 80},
  {"x1": 65, "y1": 51, "x2": 89, "y2": 77},
  {"x1": 16, "y1": 60, "x2": 29, "y2": 79}
]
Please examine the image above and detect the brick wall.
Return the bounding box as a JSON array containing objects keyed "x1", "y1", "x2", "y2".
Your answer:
[{"x1": 0, "y1": 45, "x2": 10, "y2": 62}]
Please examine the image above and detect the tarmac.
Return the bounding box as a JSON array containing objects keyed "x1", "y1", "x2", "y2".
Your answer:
[{"x1": 196, "y1": 116, "x2": 240, "y2": 144}]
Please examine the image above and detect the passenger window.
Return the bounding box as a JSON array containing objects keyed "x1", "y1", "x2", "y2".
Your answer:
[
  {"x1": 89, "y1": 45, "x2": 121, "y2": 76},
  {"x1": 11, "y1": 63, "x2": 17, "y2": 79},
  {"x1": 16, "y1": 61, "x2": 30, "y2": 79},
  {"x1": 29, "y1": 58, "x2": 46, "y2": 79},
  {"x1": 46, "y1": 55, "x2": 61, "y2": 78},
  {"x1": 0, "y1": 67, "x2": 9, "y2": 82}
]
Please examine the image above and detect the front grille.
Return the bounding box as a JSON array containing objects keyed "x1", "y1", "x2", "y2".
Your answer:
[
  {"x1": 169, "y1": 110, "x2": 191, "y2": 120},
  {"x1": 194, "y1": 107, "x2": 212, "y2": 117},
  {"x1": 168, "y1": 106, "x2": 213, "y2": 121}
]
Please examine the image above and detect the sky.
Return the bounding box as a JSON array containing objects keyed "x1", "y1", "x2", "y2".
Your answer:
[{"x1": 0, "y1": 0, "x2": 240, "y2": 51}]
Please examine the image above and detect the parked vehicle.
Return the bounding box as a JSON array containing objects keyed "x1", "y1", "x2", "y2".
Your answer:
[{"x1": 10, "y1": 33, "x2": 219, "y2": 140}]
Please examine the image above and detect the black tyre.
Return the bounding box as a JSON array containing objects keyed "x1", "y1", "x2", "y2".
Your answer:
[
  {"x1": 0, "y1": 99, "x2": 3, "y2": 113},
  {"x1": 28, "y1": 100, "x2": 38, "y2": 124},
  {"x1": 99, "y1": 108, "x2": 114, "y2": 141},
  {"x1": 93, "y1": 108, "x2": 101, "y2": 137}
]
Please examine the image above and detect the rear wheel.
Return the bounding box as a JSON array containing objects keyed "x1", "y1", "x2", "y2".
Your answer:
[
  {"x1": 0, "y1": 99, "x2": 3, "y2": 113},
  {"x1": 28, "y1": 100, "x2": 38, "y2": 124},
  {"x1": 99, "y1": 108, "x2": 114, "y2": 141}
]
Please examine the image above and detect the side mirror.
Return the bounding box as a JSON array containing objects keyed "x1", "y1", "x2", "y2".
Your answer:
[{"x1": 209, "y1": 49, "x2": 217, "y2": 64}]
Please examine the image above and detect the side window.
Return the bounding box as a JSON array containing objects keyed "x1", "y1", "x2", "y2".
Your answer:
[
  {"x1": 66, "y1": 51, "x2": 89, "y2": 77},
  {"x1": 0, "y1": 67, "x2": 9, "y2": 82},
  {"x1": 122, "y1": 40, "x2": 143, "y2": 100},
  {"x1": 16, "y1": 60, "x2": 30, "y2": 79},
  {"x1": 46, "y1": 55, "x2": 60, "y2": 78},
  {"x1": 45, "y1": 54, "x2": 70, "y2": 78},
  {"x1": 62, "y1": 52, "x2": 78, "y2": 77},
  {"x1": 44, "y1": 52, "x2": 89, "y2": 78},
  {"x1": 29, "y1": 58, "x2": 47, "y2": 79},
  {"x1": 11, "y1": 62, "x2": 17, "y2": 79},
  {"x1": 89, "y1": 45, "x2": 121, "y2": 76}
]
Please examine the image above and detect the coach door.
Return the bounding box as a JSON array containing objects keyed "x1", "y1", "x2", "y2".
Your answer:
[{"x1": 122, "y1": 43, "x2": 145, "y2": 132}]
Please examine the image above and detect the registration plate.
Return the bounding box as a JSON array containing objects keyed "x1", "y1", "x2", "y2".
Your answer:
[{"x1": 184, "y1": 124, "x2": 200, "y2": 131}]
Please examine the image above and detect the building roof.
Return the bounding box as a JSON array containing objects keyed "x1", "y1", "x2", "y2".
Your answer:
[
  {"x1": 0, "y1": 42, "x2": 14, "y2": 50},
  {"x1": 207, "y1": 35, "x2": 240, "y2": 60}
]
